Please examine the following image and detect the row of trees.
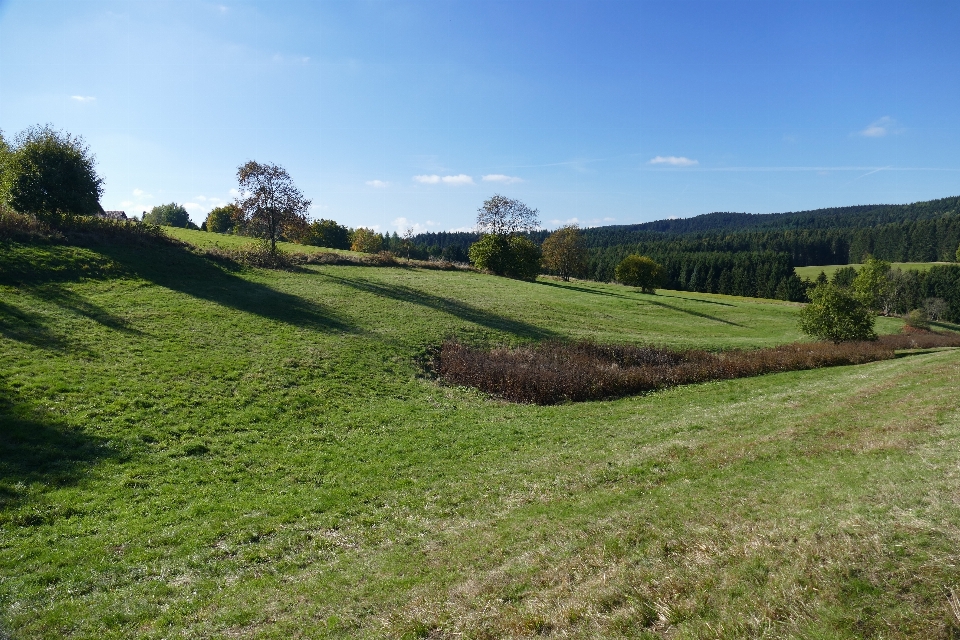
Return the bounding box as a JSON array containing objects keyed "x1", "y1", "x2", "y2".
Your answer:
[{"x1": 798, "y1": 256, "x2": 960, "y2": 341}]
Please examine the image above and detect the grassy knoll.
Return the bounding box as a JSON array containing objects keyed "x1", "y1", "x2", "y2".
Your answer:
[
  {"x1": 162, "y1": 226, "x2": 358, "y2": 255},
  {"x1": 5, "y1": 238, "x2": 960, "y2": 638},
  {"x1": 795, "y1": 261, "x2": 953, "y2": 280}
]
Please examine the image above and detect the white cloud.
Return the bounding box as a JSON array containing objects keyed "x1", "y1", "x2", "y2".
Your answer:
[
  {"x1": 392, "y1": 217, "x2": 437, "y2": 234},
  {"x1": 549, "y1": 217, "x2": 582, "y2": 226},
  {"x1": 132, "y1": 188, "x2": 146, "y2": 197},
  {"x1": 649, "y1": 156, "x2": 698, "y2": 167},
  {"x1": 603, "y1": 217, "x2": 615, "y2": 222},
  {"x1": 184, "y1": 202, "x2": 203, "y2": 212},
  {"x1": 120, "y1": 200, "x2": 133, "y2": 207},
  {"x1": 482, "y1": 174, "x2": 523, "y2": 184},
  {"x1": 859, "y1": 116, "x2": 896, "y2": 137},
  {"x1": 413, "y1": 174, "x2": 474, "y2": 185},
  {"x1": 366, "y1": 180, "x2": 389, "y2": 188},
  {"x1": 70, "y1": 95, "x2": 95, "y2": 103}
]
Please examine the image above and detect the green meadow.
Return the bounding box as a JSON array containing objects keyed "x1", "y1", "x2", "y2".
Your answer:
[
  {"x1": 3, "y1": 234, "x2": 960, "y2": 639},
  {"x1": 794, "y1": 262, "x2": 951, "y2": 280}
]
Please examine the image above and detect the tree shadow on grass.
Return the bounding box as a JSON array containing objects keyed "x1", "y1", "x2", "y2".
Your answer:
[
  {"x1": 84, "y1": 243, "x2": 356, "y2": 334},
  {"x1": 320, "y1": 273, "x2": 559, "y2": 341},
  {"x1": 0, "y1": 379, "x2": 115, "y2": 512},
  {"x1": 0, "y1": 299, "x2": 70, "y2": 351},
  {"x1": 25, "y1": 284, "x2": 142, "y2": 335},
  {"x1": 643, "y1": 299, "x2": 745, "y2": 327},
  {"x1": 535, "y1": 280, "x2": 633, "y2": 299},
  {"x1": 656, "y1": 293, "x2": 736, "y2": 307}
]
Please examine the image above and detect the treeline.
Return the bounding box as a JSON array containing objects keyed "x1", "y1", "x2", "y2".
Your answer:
[
  {"x1": 590, "y1": 195, "x2": 960, "y2": 236},
  {"x1": 414, "y1": 213, "x2": 960, "y2": 268}
]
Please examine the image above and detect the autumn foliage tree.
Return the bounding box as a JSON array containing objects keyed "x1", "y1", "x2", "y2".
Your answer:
[
  {"x1": 541, "y1": 225, "x2": 586, "y2": 281},
  {"x1": 235, "y1": 161, "x2": 311, "y2": 253}
]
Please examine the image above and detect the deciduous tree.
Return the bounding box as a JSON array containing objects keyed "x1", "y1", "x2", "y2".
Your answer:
[
  {"x1": 350, "y1": 227, "x2": 383, "y2": 253},
  {"x1": 144, "y1": 203, "x2": 191, "y2": 228},
  {"x1": 236, "y1": 161, "x2": 311, "y2": 253},
  {"x1": 798, "y1": 282, "x2": 876, "y2": 342},
  {"x1": 615, "y1": 255, "x2": 665, "y2": 293},
  {"x1": 541, "y1": 225, "x2": 586, "y2": 281},
  {"x1": 204, "y1": 204, "x2": 244, "y2": 234},
  {"x1": 476, "y1": 194, "x2": 539, "y2": 236},
  {"x1": 3, "y1": 125, "x2": 103, "y2": 223}
]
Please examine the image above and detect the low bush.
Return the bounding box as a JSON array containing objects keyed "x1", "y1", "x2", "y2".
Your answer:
[{"x1": 434, "y1": 332, "x2": 960, "y2": 405}]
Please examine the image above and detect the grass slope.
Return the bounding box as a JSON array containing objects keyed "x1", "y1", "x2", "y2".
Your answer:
[
  {"x1": 3, "y1": 238, "x2": 959, "y2": 639},
  {"x1": 162, "y1": 226, "x2": 357, "y2": 255},
  {"x1": 795, "y1": 261, "x2": 952, "y2": 280}
]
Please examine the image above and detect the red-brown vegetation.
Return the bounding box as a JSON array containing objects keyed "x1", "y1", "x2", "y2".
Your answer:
[{"x1": 434, "y1": 331, "x2": 960, "y2": 405}]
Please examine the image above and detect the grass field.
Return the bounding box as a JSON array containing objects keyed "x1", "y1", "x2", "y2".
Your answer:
[
  {"x1": 795, "y1": 261, "x2": 953, "y2": 280},
  {"x1": 4, "y1": 235, "x2": 960, "y2": 638},
  {"x1": 162, "y1": 226, "x2": 358, "y2": 256}
]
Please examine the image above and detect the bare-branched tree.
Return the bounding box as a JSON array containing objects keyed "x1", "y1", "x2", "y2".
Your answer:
[
  {"x1": 476, "y1": 194, "x2": 539, "y2": 236},
  {"x1": 235, "y1": 161, "x2": 311, "y2": 253}
]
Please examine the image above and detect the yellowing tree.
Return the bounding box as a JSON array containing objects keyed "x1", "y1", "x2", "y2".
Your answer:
[{"x1": 541, "y1": 225, "x2": 586, "y2": 281}]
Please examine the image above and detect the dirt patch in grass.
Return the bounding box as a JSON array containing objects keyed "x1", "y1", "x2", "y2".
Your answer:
[{"x1": 434, "y1": 331, "x2": 960, "y2": 405}]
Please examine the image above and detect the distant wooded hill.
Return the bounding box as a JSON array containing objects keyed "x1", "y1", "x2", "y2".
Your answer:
[{"x1": 411, "y1": 196, "x2": 960, "y2": 302}]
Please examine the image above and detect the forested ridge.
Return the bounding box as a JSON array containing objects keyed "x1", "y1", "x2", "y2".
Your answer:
[{"x1": 410, "y1": 195, "x2": 960, "y2": 305}]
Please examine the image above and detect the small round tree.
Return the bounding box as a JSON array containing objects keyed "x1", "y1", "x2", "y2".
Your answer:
[
  {"x1": 798, "y1": 283, "x2": 876, "y2": 342},
  {"x1": 615, "y1": 255, "x2": 665, "y2": 293},
  {"x1": 204, "y1": 204, "x2": 243, "y2": 234},
  {"x1": 143, "y1": 203, "x2": 191, "y2": 228},
  {"x1": 350, "y1": 227, "x2": 383, "y2": 253},
  {"x1": 5, "y1": 125, "x2": 104, "y2": 224},
  {"x1": 541, "y1": 225, "x2": 586, "y2": 281}
]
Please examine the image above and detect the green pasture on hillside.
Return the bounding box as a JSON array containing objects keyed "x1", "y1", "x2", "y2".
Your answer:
[
  {"x1": 3, "y1": 235, "x2": 960, "y2": 638},
  {"x1": 162, "y1": 226, "x2": 358, "y2": 256},
  {"x1": 795, "y1": 261, "x2": 952, "y2": 280}
]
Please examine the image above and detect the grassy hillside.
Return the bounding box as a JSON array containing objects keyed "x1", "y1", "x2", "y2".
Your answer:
[
  {"x1": 5, "y1": 237, "x2": 960, "y2": 638},
  {"x1": 162, "y1": 226, "x2": 357, "y2": 255},
  {"x1": 795, "y1": 261, "x2": 952, "y2": 280}
]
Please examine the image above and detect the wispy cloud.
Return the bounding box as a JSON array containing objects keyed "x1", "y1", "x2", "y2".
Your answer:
[
  {"x1": 649, "y1": 156, "x2": 698, "y2": 167},
  {"x1": 365, "y1": 180, "x2": 389, "y2": 188},
  {"x1": 859, "y1": 116, "x2": 897, "y2": 137},
  {"x1": 132, "y1": 188, "x2": 148, "y2": 197},
  {"x1": 70, "y1": 95, "x2": 96, "y2": 103},
  {"x1": 482, "y1": 174, "x2": 523, "y2": 184},
  {"x1": 413, "y1": 174, "x2": 474, "y2": 185}
]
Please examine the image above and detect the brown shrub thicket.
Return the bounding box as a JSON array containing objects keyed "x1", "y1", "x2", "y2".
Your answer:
[{"x1": 435, "y1": 332, "x2": 960, "y2": 405}]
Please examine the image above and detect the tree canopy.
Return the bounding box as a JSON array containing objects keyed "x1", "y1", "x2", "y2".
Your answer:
[
  {"x1": 798, "y1": 283, "x2": 876, "y2": 342},
  {"x1": 476, "y1": 194, "x2": 539, "y2": 236},
  {"x1": 143, "y1": 203, "x2": 191, "y2": 228},
  {"x1": 541, "y1": 225, "x2": 586, "y2": 281},
  {"x1": 236, "y1": 161, "x2": 311, "y2": 253},
  {"x1": 306, "y1": 219, "x2": 351, "y2": 249},
  {"x1": 2, "y1": 125, "x2": 104, "y2": 223},
  {"x1": 204, "y1": 204, "x2": 243, "y2": 234},
  {"x1": 615, "y1": 255, "x2": 665, "y2": 293}
]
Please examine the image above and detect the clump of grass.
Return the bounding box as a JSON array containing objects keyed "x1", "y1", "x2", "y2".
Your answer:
[{"x1": 435, "y1": 332, "x2": 960, "y2": 404}]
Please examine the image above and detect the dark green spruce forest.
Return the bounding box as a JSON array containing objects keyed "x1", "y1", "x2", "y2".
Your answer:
[{"x1": 409, "y1": 196, "x2": 960, "y2": 314}]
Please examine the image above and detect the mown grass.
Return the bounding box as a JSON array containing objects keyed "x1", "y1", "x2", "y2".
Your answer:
[
  {"x1": 795, "y1": 261, "x2": 953, "y2": 280},
  {"x1": 2, "y1": 237, "x2": 959, "y2": 638},
  {"x1": 162, "y1": 226, "x2": 358, "y2": 256}
]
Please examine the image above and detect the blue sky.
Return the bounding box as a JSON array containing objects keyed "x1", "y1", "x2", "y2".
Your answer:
[{"x1": 2, "y1": 0, "x2": 959, "y2": 231}]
